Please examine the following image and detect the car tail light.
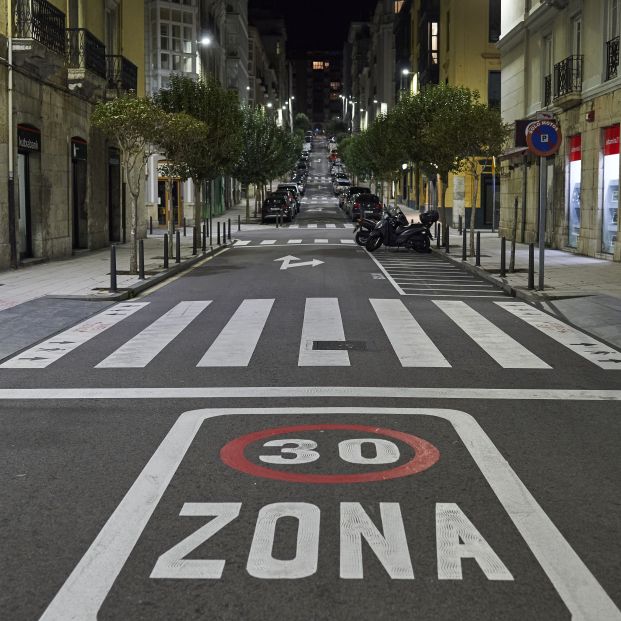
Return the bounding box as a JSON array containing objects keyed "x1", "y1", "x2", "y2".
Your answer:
[{"x1": 354, "y1": 203, "x2": 360, "y2": 211}]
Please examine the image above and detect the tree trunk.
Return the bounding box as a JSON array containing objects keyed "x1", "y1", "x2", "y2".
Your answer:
[
  {"x1": 246, "y1": 189, "x2": 250, "y2": 223},
  {"x1": 414, "y1": 162, "x2": 420, "y2": 212},
  {"x1": 129, "y1": 192, "x2": 138, "y2": 274},
  {"x1": 166, "y1": 175, "x2": 174, "y2": 258},
  {"x1": 469, "y1": 173, "x2": 479, "y2": 257},
  {"x1": 440, "y1": 174, "x2": 448, "y2": 229}
]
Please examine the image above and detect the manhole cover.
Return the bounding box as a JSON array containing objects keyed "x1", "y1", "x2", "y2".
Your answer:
[{"x1": 313, "y1": 340, "x2": 367, "y2": 351}]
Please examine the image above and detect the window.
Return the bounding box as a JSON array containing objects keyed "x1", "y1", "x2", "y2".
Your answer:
[
  {"x1": 571, "y1": 14, "x2": 582, "y2": 56},
  {"x1": 429, "y1": 22, "x2": 439, "y2": 64},
  {"x1": 394, "y1": 0, "x2": 404, "y2": 12},
  {"x1": 609, "y1": 0, "x2": 620, "y2": 40},
  {"x1": 488, "y1": 0, "x2": 501, "y2": 43},
  {"x1": 158, "y1": 5, "x2": 196, "y2": 76},
  {"x1": 488, "y1": 71, "x2": 501, "y2": 108},
  {"x1": 313, "y1": 61, "x2": 325, "y2": 70}
]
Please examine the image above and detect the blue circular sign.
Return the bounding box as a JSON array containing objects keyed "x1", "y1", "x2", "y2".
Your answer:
[{"x1": 526, "y1": 120, "x2": 562, "y2": 157}]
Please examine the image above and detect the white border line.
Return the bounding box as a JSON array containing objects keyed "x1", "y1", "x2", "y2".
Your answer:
[
  {"x1": 39, "y1": 407, "x2": 620, "y2": 621},
  {"x1": 363, "y1": 250, "x2": 406, "y2": 295},
  {"x1": 1, "y1": 387, "x2": 621, "y2": 400}
]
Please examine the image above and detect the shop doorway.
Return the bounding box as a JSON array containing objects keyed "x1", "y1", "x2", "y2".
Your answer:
[
  {"x1": 157, "y1": 178, "x2": 183, "y2": 226},
  {"x1": 17, "y1": 153, "x2": 32, "y2": 258},
  {"x1": 479, "y1": 175, "x2": 499, "y2": 228},
  {"x1": 71, "y1": 137, "x2": 88, "y2": 249},
  {"x1": 108, "y1": 148, "x2": 121, "y2": 242}
]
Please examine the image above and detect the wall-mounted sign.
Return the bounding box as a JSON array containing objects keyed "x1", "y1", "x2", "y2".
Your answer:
[
  {"x1": 17, "y1": 125, "x2": 41, "y2": 153},
  {"x1": 71, "y1": 137, "x2": 88, "y2": 161}
]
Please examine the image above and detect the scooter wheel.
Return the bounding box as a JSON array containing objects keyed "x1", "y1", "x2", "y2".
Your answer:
[
  {"x1": 410, "y1": 237, "x2": 430, "y2": 253},
  {"x1": 365, "y1": 236, "x2": 383, "y2": 252},
  {"x1": 355, "y1": 230, "x2": 370, "y2": 246}
]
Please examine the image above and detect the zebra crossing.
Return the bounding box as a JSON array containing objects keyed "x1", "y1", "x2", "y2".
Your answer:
[
  {"x1": 234, "y1": 238, "x2": 356, "y2": 246},
  {"x1": 2, "y1": 298, "x2": 620, "y2": 371},
  {"x1": 287, "y1": 223, "x2": 354, "y2": 229}
]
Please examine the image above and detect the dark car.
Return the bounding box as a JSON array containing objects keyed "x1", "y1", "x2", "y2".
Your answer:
[
  {"x1": 270, "y1": 189, "x2": 299, "y2": 215},
  {"x1": 339, "y1": 185, "x2": 371, "y2": 209},
  {"x1": 261, "y1": 196, "x2": 294, "y2": 223},
  {"x1": 351, "y1": 193, "x2": 383, "y2": 221},
  {"x1": 277, "y1": 184, "x2": 302, "y2": 211}
]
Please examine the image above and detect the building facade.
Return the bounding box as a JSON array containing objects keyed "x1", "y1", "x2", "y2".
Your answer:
[
  {"x1": 499, "y1": 0, "x2": 621, "y2": 262},
  {"x1": 0, "y1": 0, "x2": 143, "y2": 271}
]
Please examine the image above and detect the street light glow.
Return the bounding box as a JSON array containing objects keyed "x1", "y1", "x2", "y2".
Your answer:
[
  {"x1": 200, "y1": 36, "x2": 212, "y2": 46},
  {"x1": 267, "y1": 102, "x2": 273, "y2": 108}
]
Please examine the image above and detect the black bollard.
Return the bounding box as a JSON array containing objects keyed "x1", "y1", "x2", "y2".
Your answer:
[
  {"x1": 475, "y1": 231, "x2": 481, "y2": 266},
  {"x1": 192, "y1": 226, "x2": 197, "y2": 255},
  {"x1": 202, "y1": 224, "x2": 206, "y2": 253},
  {"x1": 183, "y1": 217, "x2": 186, "y2": 237},
  {"x1": 436, "y1": 223, "x2": 441, "y2": 248},
  {"x1": 139, "y1": 239, "x2": 145, "y2": 280},
  {"x1": 228, "y1": 218, "x2": 231, "y2": 241},
  {"x1": 500, "y1": 237, "x2": 506, "y2": 277},
  {"x1": 445, "y1": 225, "x2": 450, "y2": 253},
  {"x1": 462, "y1": 226, "x2": 467, "y2": 261},
  {"x1": 238, "y1": 214, "x2": 241, "y2": 231},
  {"x1": 109, "y1": 245, "x2": 117, "y2": 292},
  {"x1": 434, "y1": 222, "x2": 438, "y2": 239},
  {"x1": 163, "y1": 234, "x2": 169, "y2": 268},
  {"x1": 458, "y1": 215, "x2": 462, "y2": 235},
  {"x1": 217, "y1": 221, "x2": 221, "y2": 245},
  {"x1": 176, "y1": 230, "x2": 181, "y2": 263},
  {"x1": 528, "y1": 243, "x2": 535, "y2": 290},
  {"x1": 149, "y1": 216, "x2": 153, "y2": 235}
]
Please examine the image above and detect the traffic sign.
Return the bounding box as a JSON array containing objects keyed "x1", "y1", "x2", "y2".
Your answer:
[{"x1": 525, "y1": 119, "x2": 562, "y2": 157}]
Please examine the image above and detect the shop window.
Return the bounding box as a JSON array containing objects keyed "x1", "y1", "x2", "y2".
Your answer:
[
  {"x1": 602, "y1": 125, "x2": 619, "y2": 253},
  {"x1": 567, "y1": 134, "x2": 581, "y2": 247}
]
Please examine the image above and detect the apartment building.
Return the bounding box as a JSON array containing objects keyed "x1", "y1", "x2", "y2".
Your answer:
[
  {"x1": 0, "y1": 0, "x2": 143, "y2": 270},
  {"x1": 499, "y1": 0, "x2": 621, "y2": 262}
]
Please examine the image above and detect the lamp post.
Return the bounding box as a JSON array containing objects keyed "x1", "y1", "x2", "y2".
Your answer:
[{"x1": 400, "y1": 68, "x2": 411, "y2": 97}]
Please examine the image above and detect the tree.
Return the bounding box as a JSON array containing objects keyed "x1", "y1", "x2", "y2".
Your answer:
[
  {"x1": 92, "y1": 95, "x2": 166, "y2": 274},
  {"x1": 293, "y1": 112, "x2": 311, "y2": 133}
]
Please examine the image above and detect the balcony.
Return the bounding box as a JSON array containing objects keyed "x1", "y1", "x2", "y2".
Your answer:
[
  {"x1": 12, "y1": 0, "x2": 66, "y2": 78},
  {"x1": 106, "y1": 55, "x2": 138, "y2": 93},
  {"x1": 552, "y1": 55, "x2": 583, "y2": 110},
  {"x1": 544, "y1": 74, "x2": 552, "y2": 107},
  {"x1": 66, "y1": 28, "x2": 107, "y2": 97},
  {"x1": 606, "y1": 36, "x2": 619, "y2": 81}
]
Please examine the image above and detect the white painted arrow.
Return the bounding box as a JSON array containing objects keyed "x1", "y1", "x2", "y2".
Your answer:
[{"x1": 274, "y1": 256, "x2": 324, "y2": 270}]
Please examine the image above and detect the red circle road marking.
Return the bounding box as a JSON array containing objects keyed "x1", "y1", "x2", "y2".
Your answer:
[{"x1": 219, "y1": 423, "x2": 440, "y2": 484}]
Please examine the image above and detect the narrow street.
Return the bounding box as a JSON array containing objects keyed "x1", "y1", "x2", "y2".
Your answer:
[{"x1": 1, "y1": 138, "x2": 620, "y2": 620}]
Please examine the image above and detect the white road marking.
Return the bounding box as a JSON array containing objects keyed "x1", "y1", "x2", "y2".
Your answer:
[
  {"x1": 315, "y1": 239, "x2": 329, "y2": 244},
  {"x1": 497, "y1": 301, "x2": 621, "y2": 369},
  {"x1": 0, "y1": 303, "x2": 148, "y2": 368},
  {"x1": 288, "y1": 224, "x2": 299, "y2": 229},
  {"x1": 307, "y1": 224, "x2": 318, "y2": 228},
  {"x1": 434, "y1": 301, "x2": 550, "y2": 369},
  {"x1": 364, "y1": 251, "x2": 406, "y2": 295},
  {"x1": 340, "y1": 239, "x2": 355, "y2": 244},
  {"x1": 234, "y1": 240, "x2": 251, "y2": 246},
  {"x1": 197, "y1": 299, "x2": 274, "y2": 367},
  {"x1": 288, "y1": 239, "x2": 303, "y2": 244},
  {"x1": 299, "y1": 298, "x2": 349, "y2": 366},
  {"x1": 96, "y1": 302, "x2": 210, "y2": 368},
  {"x1": 370, "y1": 299, "x2": 451, "y2": 367},
  {"x1": 344, "y1": 224, "x2": 355, "y2": 229},
  {"x1": 326, "y1": 223, "x2": 337, "y2": 228},
  {"x1": 39, "y1": 407, "x2": 621, "y2": 621},
  {"x1": 260, "y1": 240, "x2": 276, "y2": 245}
]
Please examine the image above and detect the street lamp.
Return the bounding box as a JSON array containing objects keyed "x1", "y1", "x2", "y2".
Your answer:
[
  {"x1": 400, "y1": 68, "x2": 411, "y2": 93},
  {"x1": 200, "y1": 35, "x2": 212, "y2": 47}
]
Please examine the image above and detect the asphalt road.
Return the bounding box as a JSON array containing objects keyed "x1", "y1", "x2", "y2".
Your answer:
[{"x1": 1, "y1": 138, "x2": 620, "y2": 621}]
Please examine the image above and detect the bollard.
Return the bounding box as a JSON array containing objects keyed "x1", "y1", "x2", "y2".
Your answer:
[
  {"x1": 217, "y1": 221, "x2": 221, "y2": 245},
  {"x1": 434, "y1": 222, "x2": 438, "y2": 239},
  {"x1": 228, "y1": 218, "x2": 231, "y2": 241},
  {"x1": 436, "y1": 223, "x2": 441, "y2": 248},
  {"x1": 138, "y1": 239, "x2": 145, "y2": 280},
  {"x1": 411, "y1": 219, "x2": 414, "y2": 225},
  {"x1": 500, "y1": 236, "x2": 506, "y2": 277},
  {"x1": 149, "y1": 216, "x2": 153, "y2": 236},
  {"x1": 183, "y1": 217, "x2": 186, "y2": 237},
  {"x1": 192, "y1": 226, "x2": 197, "y2": 255},
  {"x1": 475, "y1": 231, "x2": 481, "y2": 266},
  {"x1": 528, "y1": 243, "x2": 535, "y2": 290},
  {"x1": 238, "y1": 214, "x2": 241, "y2": 231},
  {"x1": 458, "y1": 215, "x2": 462, "y2": 235},
  {"x1": 445, "y1": 225, "x2": 450, "y2": 253},
  {"x1": 202, "y1": 224, "x2": 206, "y2": 253},
  {"x1": 163, "y1": 234, "x2": 169, "y2": 268},
  {"x1": 175, "y1": 230, "x2": 181, "y2": 263},
  {"x1": 462, "y1": 227, "x2": 467, "y2": 261},
  {"x1": 109, "y1": 245, "x2": 117, "y2": 293}
]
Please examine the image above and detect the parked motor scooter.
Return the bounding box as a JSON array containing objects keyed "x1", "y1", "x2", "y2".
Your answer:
[
  {"x1": 354, "y1": 212, "x2": 382, "y2": 246},
  {"x1": 365, "y1": 209, "x2": 439, "y2": 253}
]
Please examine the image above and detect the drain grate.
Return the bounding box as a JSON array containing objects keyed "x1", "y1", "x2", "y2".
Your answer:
[{"x1": 313, "y1": 340, "x2": 367, "y2": 351}]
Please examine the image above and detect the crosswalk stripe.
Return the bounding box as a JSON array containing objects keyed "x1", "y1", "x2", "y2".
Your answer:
[
  {"x1": 315, "y1": 239, "x2": 329, "y2": 244},
  {"x1": 0, "y1": 303, "x2": 149, "y2": 368},
  {"x1": 288, "y1": 224, "x2": 299, "y2": 229},
  {"x1": 307, "y1": 224, "x2": 318, "y2": 229},
  {"x1": 433, "y1": 300, "x2": 550, "y2": 369},
  {"x1": 341, "y1": 239, "x2": 355, "y2": 244},
  {"x1": 288, "y1": 239, "x2": 303, "y2": 244},
  {"x1": 96, "y1": 302, "x2": 210, "y2": 368},
  {"x1": 344, "y1": 223, "x2": 355, "y2": 229},
  {"x1": 260, "y1": 240, "x2": 276, "y2": 245},
  {"x1": 496, "y1": 301, "x2": 621, "y2": 369},
  {"x1": 326, "y1": 223, "x2": 337, "y2": 228},
  {"x1": 198, "y1": 299, "x2": 274, "y2": 367},
  {"x1": 370, "y1": 299, "x2": 451, "y2": 367},
  {"x1": 234, "y1": 240, "x2": 251, "y2": 246},
  {"x1": 299, "y1": 298, "x2": 349, "y2": 366}
]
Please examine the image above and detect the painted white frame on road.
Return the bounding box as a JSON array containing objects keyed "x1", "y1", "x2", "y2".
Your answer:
[{"x1": 40, "y1": 407, "x2": 620, "y2": 621}]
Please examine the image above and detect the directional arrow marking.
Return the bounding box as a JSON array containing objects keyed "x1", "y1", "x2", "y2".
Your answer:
[{"x1": 274, "y1": 256, "x2": 324, "y2": 270}]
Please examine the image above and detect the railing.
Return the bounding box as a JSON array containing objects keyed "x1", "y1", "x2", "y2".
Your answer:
[
  {"x1": 106, "y1": 55, "x2": 138, "y2": 91},
  {"x1": 13, "y1": 0, "x2": 66, "y2": 56},
  {"x1": 544, "y1": 74, "x2": 552, "y2": 106},
  {"x1": 66, "y1": 28, "x2": 106, "y2": 79},
  {"x1": 553, "y1": 54, "x2": 583, "y2": 98},
  {"x1": 606, "y1": 36, "x2": 620, "y2": 81}
]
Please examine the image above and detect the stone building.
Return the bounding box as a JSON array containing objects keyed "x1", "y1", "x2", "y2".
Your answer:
[
  {"x1": 0, "y1": 0, "x2": 143, "y2": 270},
  {"x1": 499, "y1": 0, "x2": 621, "y2": 262}
]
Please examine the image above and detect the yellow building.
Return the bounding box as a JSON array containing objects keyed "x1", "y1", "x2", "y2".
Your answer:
[{"x1": 0, "y1": 0, "x2": 144, "y2": 270}]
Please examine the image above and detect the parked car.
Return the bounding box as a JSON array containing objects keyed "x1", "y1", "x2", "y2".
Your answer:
[
  {"x1": 333, "y1": 179, "x2": 351, "y2": 196},
  {"x1": 276, "y1": 185, "x2": 301, "y2": 213},
  {"x1": 269, "y1": 189, "x2": 298, "y2": 215},
  {"x1": 350, "y1": 193, "x2": 383, "y2": 221},
  {"x1": 261, "y1": 196, "x2": 294, "y2": 223},
  {"x1": 339, "y1": 185, "x2": 371, "y2": 208}
]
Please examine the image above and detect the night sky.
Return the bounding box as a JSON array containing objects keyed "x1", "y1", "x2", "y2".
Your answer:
[{"x1": 248, "y1": 0, "x2": 379, "y2": 54}]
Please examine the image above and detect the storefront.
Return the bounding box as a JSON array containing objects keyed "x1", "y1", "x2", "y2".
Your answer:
[
  {"x1": 71, "y1": 137, "x2": 88, "y2": 250},
  {"x1": 601, "y1": 124, "x2": 619, "y2": 254},
  {"x1": 567, "y1": 134, "x2": 581, "y2": 248},
  {"x1": 16, "y1": 125, "x2": 41, "y2": 259}
]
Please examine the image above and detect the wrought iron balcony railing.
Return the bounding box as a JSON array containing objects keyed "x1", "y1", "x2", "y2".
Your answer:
[
  {"x1": 13, "y1": 0, "x2": 66, "y2": 56},
  {"x1": 606, "y1": 36, "x2": 620, "y2": 81},
  {"x1": 106, "y1": 55, "x2": 138, "y2": 91},
  {"x1": 544, "y1": 74, "x2": 552, "y2": 106},
  {"x1": 66, "y1": 28, "x2": 106, "y2": 79},
  {"x1": 553, "y1": 54, "x2": 583, "y2": 98}
]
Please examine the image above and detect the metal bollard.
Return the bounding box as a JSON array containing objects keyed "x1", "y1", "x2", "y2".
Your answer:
[
  {"x1": 192, "y1": 226, "x2": 197, "y2": 255},
  {"x1": 238, "y1": 214, "x2": 241, "y2": 231},
  {"x1": 217, "y1": 221, "x2": 221, "y2": 245},
  {"x1": 109, "y1": 245, "x2": 117, "y2": 292},
  {"x1": 500, "y1": 236, "x2": 506, "y2": 277},
  {"x1": 445, "y1": 226, "x2": 450, "y2": 253},
  {"x1": 138, "y1": 239, "x2": 145, "y2": 280},
  {"x1": 436, "y1": 223, "x2": 441, "y2": 248},
  {"x1": 434, "y1": 222, "x2": 438, "y2": 239},
  {"x1": 202, "y1": 224, "x2": 206, "y2": 253},
  {"x1": 163, "y1": 234, "x2": 169, "y2": 268},
  {"x1": 475, "y1": 231, "x2": 481, "y2": 266},
  {"x1": 528, "y1": 243, "x2": 535, "y2": 290},
  {"x1": 458, "y1": 215, "x2": 462, "y2": 235},
  {"x1": 149, "y1": 216, "x2": 153, "y2": 236},
  {"x1": 228, "y1": 218, "x2": 231, "y2": 241},
  {"x1": 462, "y1": 226, "x2": 467, "y2": 261},
  {"x1": 175, "y1": 230, "x2": 181, "y2": 263},
  {"x1": 183, "y1": 217, "x2": 186, "y2": 237}
]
